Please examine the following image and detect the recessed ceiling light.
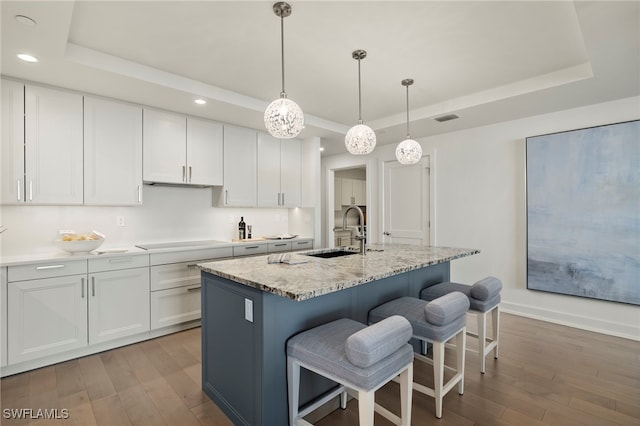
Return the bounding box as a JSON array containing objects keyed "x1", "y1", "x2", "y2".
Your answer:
[
  {"x1": 15, "y1": 15, "x2": 36, "y2": 26},
  {"x1": 194, "y1": 99, "x2": 206, "y2": 105},
  {"x1": 17, "y1": 53, "x2": 38, "y2": 63},
  {"x1": 319, "y1": 147, "x2": 325, "y2": 152}
]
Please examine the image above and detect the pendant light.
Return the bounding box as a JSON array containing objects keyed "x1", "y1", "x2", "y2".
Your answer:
[
  {"x1": 264, "y1": 2, "x2": 304, "y2": 139},
  {"x1": 395, "y1": 78, "x2": 422, "y2": 165},
  {"x1": 345, "y1": 50, "x2": 376, "y2": 155}
]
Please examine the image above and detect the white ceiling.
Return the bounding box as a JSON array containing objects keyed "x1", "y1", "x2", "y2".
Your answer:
[{"x1": 2, "y1": 1, "x2": 639, "y2": 156}]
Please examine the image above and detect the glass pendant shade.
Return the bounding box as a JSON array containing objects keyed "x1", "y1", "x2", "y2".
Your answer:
[
  {"x1": 264, "y1": 97, "x2": 304, "y2": 139},
  {"x1": 345, "y1": 49, "x2": 375, "y2": 155},
  {"x1": 265, "y1": 2, "x2": 304, "y2": 139},
  {"x1": 345, "y1": 123, "x2": 376, "y2": 155},
  {"x1": 395, "y1": 78, "x2": 422, "y2": 165},
  {"x1": 395, "y1": 138, "x2": 422, "y2": 165}
]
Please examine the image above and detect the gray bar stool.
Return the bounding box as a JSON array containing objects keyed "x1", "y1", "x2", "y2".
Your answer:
[
  {"x1": 420, "y1": 276, "x2": 502, "y2": 373},
  {"x1": 368, "y1": 292, "x2": 470, "y2": 419},
  {"x1": 287, "y1": 316, "x2": 414, "y2": 426}
]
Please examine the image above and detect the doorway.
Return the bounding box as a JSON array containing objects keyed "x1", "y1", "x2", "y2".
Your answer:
[
  {"x1": 333, "y1": 167, "x2": 366, "y2": 248},
  {"x1": 382, "y1": 157, "x2": 430, "y2": 245}
]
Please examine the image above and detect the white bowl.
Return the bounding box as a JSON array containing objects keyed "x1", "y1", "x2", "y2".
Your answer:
[{"x1": 55, "y1": 237, "x2": 104, "y2": 253}]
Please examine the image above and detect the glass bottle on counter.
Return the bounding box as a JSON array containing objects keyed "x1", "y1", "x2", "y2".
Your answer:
[{"x1": 239, "y1": 217, "x2": 246, "y2": 240}]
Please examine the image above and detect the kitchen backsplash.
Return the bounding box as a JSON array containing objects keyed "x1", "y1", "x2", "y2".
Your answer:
[{"x1": 0, "y1": 185, "x2": 314, "y2": 256}]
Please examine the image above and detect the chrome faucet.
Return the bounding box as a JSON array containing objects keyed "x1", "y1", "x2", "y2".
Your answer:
[{"x1": 343, "y1": 205, "x2": 366, "y2": 255}]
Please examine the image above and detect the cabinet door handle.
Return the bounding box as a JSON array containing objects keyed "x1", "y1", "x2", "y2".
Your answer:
[
  {"x1": 297, "y1": 241, "x2": 308, "y2": 245},
  {"x1": 16, "y1": 179, "x2": 21, "y2": 201},
  {"x1": 29, "y1": 180, "x2": 33, "y2": 201},
  {"x1": 137, "y1": 185, "x2": 142, "y2": 203},
  {"x1": 108, "y1": 257, "x2": 132, "y2": 263},
  {"x1": 351, "y1": 196, "x2": 355, "y2": 205},
  {"x1": 92, "y1": 277, "x2": 96, "y2": 297},
  {"x1": 187, "y1": 286, "x2": 201, "y2": 292},
  {"x1": 274, "y1": 243, "x2": 287, "y2": 247},
  {"x1": 277, "y1": 192, "x2": 281, "y2": 205},
  {"x1": 225, "y1": 190, "x2": 229, "y2": 205},
  {"x1": 182, "y1": 165, "x2": 186, "y2": 182},
  {"x1": 81, "y1": 278, "x2": 85, "y2": 298},
  {"x1": 36, "y1": 264, "x2": 65, "y2": 270},
  {"x1": 245, "y1": 246, "x2": 259, "y2": 249},
  {"x1": 282, "y1": 192, "x2": 285, "y2": 205},
  {"x1": 189, "y1": 166, "x2": 192, "y2": 183},
  {"x1": 383, "y1": 232, "x2": 391, "y2": 236}
]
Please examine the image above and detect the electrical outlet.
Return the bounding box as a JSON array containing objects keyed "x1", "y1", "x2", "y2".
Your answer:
[
  {"x1": 244, "y1": 298, "x2": 253, "y2": 323},
  {"x1": 229, "y1": 215, "x2": 235, "y2": 224},
  {"x1": 116, "y1": 216, "x2": 125, "y2": 227},
  {"x1": 304, "y1": 214, "x2": 311, "y2": 223}
]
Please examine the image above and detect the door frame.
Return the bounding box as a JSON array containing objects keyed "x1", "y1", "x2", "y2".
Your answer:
[{"x1": 326, "y1": 163, "x2": 368, "y2": 248}]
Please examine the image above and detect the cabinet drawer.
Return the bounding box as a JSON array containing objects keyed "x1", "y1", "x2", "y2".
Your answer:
[
  {"x1": 150, "y1": 247, "x2": 232, "y2": 266},
  {"x1": 233, "y1": 244, "x2": 267, "y2": 257},
  {"x1": 8, "y1": 260, "x2": 87, "y2": 282},
  {"x1": 292, "y1": 239, "x2": 313, "y2": 251},
  {"x1": 150, "y1": 261, "x2": 213, "y2": 291},
  {"x1": 88, "y1": 253, "x2": 149, "y2": 273},
  {"x1": 151, "y1": 286, "x2": 201, "y2": 329},
  {"x1": 268, "y1": 241, "x2": 291, "y2": 253}
]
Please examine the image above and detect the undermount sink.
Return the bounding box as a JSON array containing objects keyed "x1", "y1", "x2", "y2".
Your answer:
[{"x1": 305, "y1": 250, "x2": 359, "y2": 259}]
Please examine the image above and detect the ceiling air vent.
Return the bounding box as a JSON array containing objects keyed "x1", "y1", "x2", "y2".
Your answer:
[{"x1": 434, "y1": 114, "x2": 459, "y2": 123}]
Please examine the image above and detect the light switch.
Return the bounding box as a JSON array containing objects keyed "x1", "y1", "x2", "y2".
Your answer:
[{"x1": 244, "y1": 298, "x2": 253, "y2": 323}]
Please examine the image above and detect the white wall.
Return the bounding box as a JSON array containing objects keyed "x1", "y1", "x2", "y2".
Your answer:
[
  {"x1": 321, "y1": 96, "x2": 640, "y2": 340},
  {"x1": 0, "y1": 185, "x2": 296, "y2": 256}
]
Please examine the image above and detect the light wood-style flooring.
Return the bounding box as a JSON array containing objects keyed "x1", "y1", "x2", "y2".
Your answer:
[{"x1": 1, "y1": 313, "x2": 639, "y2": 425}]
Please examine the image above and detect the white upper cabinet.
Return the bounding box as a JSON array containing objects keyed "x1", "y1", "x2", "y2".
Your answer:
[
  {"x1": 341, "y1": 178, "x2": 366, "y2": 206},
  {"x1": 216, "y1": 125, "x2": 257, "y2": 207},
  {"x1": 84, "y1": 97, "x2": 143, "y2": 205},
  {"x1": 1, "y1": 79, "x2": 24, "y2": 204},
  {"x1": 143, "y1": 109, "x2": 223, "y2": 186},
  {"x1": 25, "y1": 85, "x2": 84, "y2": 204},
  {"x1": 2, "y1": 83, "x2": 84, "y2": 205},
  {"x1": 257, "y1": 132, "x2": 301, "y2": 207},
  {"x1": 143, "y1": 108, "x2": 187, "y2": 184},
  {"x1": 279, "y1": 139, "x2": 302, "y2": 207},
  {"x1": 186, "y1": 117, "x2": 223, "y2": 186}
]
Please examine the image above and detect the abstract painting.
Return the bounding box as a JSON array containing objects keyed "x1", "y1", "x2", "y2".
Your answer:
[{"x1": 526, "y1": 120, "x2": 640, "y2": 305}]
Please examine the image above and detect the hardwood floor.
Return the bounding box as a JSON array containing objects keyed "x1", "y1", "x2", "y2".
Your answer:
[{"x1": 1, "y1": 313, "x2": 638, "y2": 425}]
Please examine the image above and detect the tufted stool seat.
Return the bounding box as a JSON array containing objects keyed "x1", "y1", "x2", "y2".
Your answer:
[
  {"x1": 420, "y1": 276, "x2": 502, "y2": 373},
  {"x1": 287, "y1": 316, "x2": 414, "y2": 426},
  {"x1": 368, "y1": 292, "x2": 470, "y2": 419}
]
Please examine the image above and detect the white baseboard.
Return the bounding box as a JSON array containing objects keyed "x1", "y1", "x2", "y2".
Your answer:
[{"x1": 500, "y1": 301, "x2": 640, "y2": 342}]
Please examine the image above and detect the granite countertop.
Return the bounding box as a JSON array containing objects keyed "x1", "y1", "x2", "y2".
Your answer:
[{"x1": 197, "y1": 244, "x2": 480, "y2": 301}]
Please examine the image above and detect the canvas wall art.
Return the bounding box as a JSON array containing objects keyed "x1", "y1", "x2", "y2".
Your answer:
[{"x1": 526, "y1": 120, "x2": 640, "y2": 305}]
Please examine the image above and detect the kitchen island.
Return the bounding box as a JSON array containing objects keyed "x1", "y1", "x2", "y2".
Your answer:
[{"x1": 197, "y1": 244, "x2": 479, "y2": 425}]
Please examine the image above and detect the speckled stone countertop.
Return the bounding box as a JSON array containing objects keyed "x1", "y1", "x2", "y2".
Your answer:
[{"x1": 197, "y1": 244, "x2": 480, "y2": 301}]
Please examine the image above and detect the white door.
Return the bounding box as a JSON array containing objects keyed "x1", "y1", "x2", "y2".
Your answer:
[
  {"x1": 1, "y1": 79, "x2": 25, "y2": 204},
  {"x1": 187, "y1": 117, "x2": 223, "y2": 186},
  {"x1": 383, "y1": 157, "x2": 430, "y2": 245},
  {"x1": 88, "y1": 268, "x2": 150, "y2": 345},
  {"x1": 143, "y1": 109, "x2": 186, "y2": 184},
  {"x1": 84, "y1": 96, "x2": 143, "y2": 205},
  {"x1": 222, "y1": 125, "x2": 257, "y2": 206},
  {"x1": 257, "y1": 132, "x2": 281, "y2": 207},
  {"x1": 8, "y1": 275, "x2": 88, "y2": 364},
  {"x1": 279, "y1": 139, "x2": 301, "y2": 207},
  {"x1": 25, "y1": 85, "x2": 83, "y2": 204}
]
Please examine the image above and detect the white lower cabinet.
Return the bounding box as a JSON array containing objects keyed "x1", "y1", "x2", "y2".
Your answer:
[
  {"x1": 8, "y1": 274, "x2": 88, "y2": 364},
  {"x1": 88, "y1": 267, "x2": 149, "y2": 345},
  {"x1": 1, "y1": 268, "x2": 8, "y2": 367},
  {"x1": 149, "y1": 248, "x2": 232, "y2": 331},
  {"x1": 150, "y1": 261, "x2": 204, "y2": 330},
  {"x1": 151, "y1": 285, "x2": 202, "y2": 329}
]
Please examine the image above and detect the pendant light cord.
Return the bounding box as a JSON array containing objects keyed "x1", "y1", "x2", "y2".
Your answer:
[
  {"x1": 280, "y1": 15, "x2": 286, "y2": 97},
  {"x1": 405, "y1": 84, "x2": 410, "y2": 138},
  {"x1": 357, "y1": 58, "x2": 363, "y2": 123}
]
